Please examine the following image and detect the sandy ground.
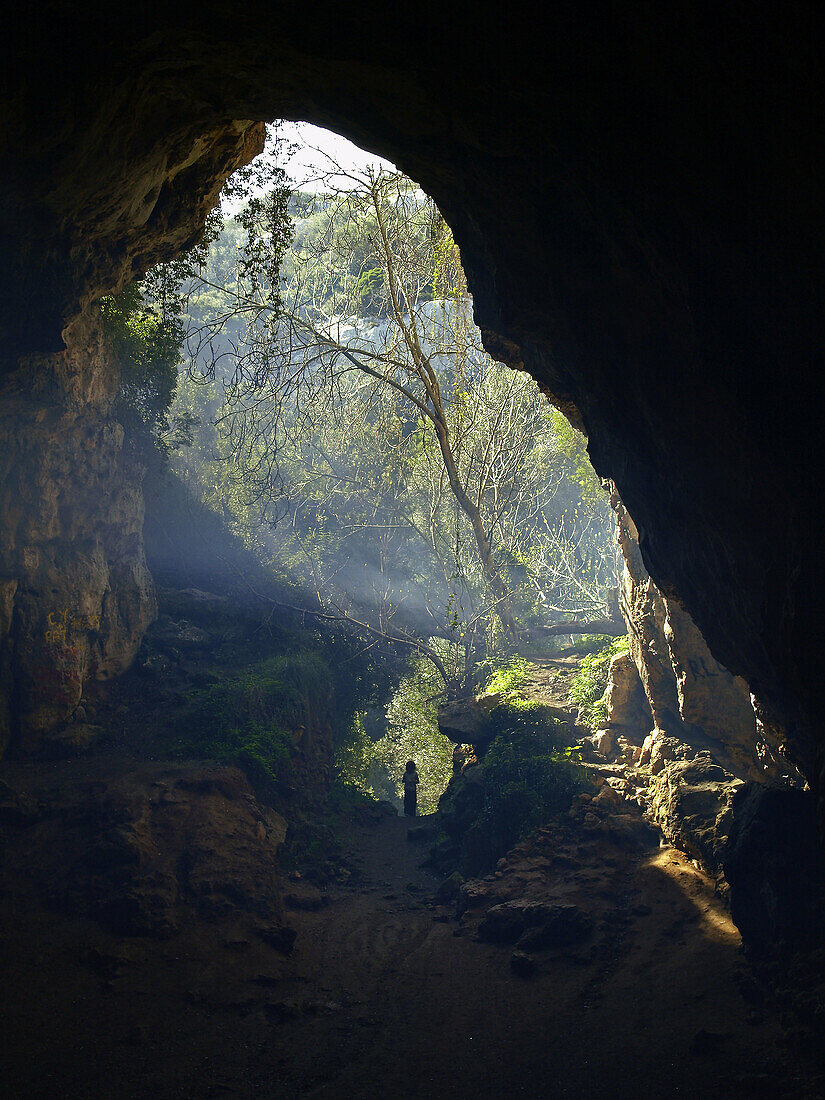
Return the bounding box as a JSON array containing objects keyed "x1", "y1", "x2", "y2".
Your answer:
[{"x1": 2, "y1": 796, "x2": 821, "y2": 1100}]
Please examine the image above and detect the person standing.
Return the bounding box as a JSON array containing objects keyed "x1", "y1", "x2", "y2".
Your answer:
[
  {"x1": 402, "y1": 760, "x2": 420, "y2": 817},
  {"x1": 452, "y1": 744, "x2": 467, "y2": 774}
]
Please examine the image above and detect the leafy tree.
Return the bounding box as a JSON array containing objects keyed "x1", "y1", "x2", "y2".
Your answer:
[
  {"x1": 100, "y1": 283, "x2": 188, "y2": 467},
  {"x1": 172, "y1": 154, "x2": 620, "y2": 696},
  {"x1": 99, "y1": 125, "x2": 294, "y2": 471}
]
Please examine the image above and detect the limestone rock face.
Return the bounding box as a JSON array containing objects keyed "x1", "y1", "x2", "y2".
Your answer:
[
  {"x1": 613, "y1": 494, "x2": 782, "y2": 782},
  {"x1": 604, "y1": 651, "x2": 649, "y2": 732},
  {"x1": 0, "y1": 360, "x2": 156, "y2": 751},
  {"x1": 662, "y1": 599, "x2": 761, "y2": 761},
  {"x1": 647, "y1": 757, "x2": 744, "y2": 872},
  {"x1": 724, "y1": 785, "x2": 825, "y2": 953}
]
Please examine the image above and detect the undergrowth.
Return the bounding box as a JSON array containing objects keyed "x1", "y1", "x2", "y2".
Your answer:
[
  {"x1": 475, "y1": 728, "x2": 584, "y2": 858},
  {"x1": 168, "y1": 651, "x2": 333, "y2": 800},
  {"x1": 569, "y1": 634, "x2": 630, "y2": 730},
  {"x1": 434, "y1": 658, "x2": 587, "y2": 875}
]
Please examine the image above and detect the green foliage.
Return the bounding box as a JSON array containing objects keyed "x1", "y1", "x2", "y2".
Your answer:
[
  {"x1": 334, "y1": 713, "x2": 375, "y2": 794},
  {"x1": 335, "y1": 656, "x2": 453, "y2": 815},
  {"x1": 431, "y1": 217, "x2": 467, "y2": 300},
  {"x1": 100, "y1": 124, "x2": 294, "y2": 473},
  {"x1": 569, "y1": 634, "x2": 630, "y2": 730},
  {"x1": 483, "y1": 659, "x2": 531, "y2": 700},
  {"x1": 435, "y1": 699, "x2": 585, "y2": 875},
  {"x1": 562, "y1": 633, "x2": 618, "y2": 656},
  {"x1": 168, "y1": 132, "x2": 619, "y2": 718},
  {"x1": 169, "y1": 651, "x2": 333, "y2": 799},
  {"x1": 377, "y1": 658, "x2": 454, "y2": 812},
  {"x1": 100, "y1": 284, "x2": 188, "y2": 465},
  {"x1": 552, "y1": 409, "x2": 603, "y2": 504},
  {"x1": 477, "y1": 727, "x2": 584, "y2": 855}
]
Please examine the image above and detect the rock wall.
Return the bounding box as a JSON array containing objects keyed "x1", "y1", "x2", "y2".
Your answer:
[
  {"x1": 609, "y1": 489, "x2": 785, "y2": 783},
  {"x1": 0, "y1": 758, "x2": 291, "y2": 941},
  {"x1": 0, "y1": 319, "x2": 156, "y2": 753}
]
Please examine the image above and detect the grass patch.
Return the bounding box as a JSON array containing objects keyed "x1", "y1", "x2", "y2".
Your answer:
[{"x1": 484, "y1": 659, "x2": 531, "y2": 700}]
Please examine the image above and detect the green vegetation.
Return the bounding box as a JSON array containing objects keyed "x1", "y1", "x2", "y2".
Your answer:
[
  {"x1": 99, "y1": 125, "x2": 292, "y2": 473},
  {"x1": 483, "y1": 659, "x2": 531, "y2": 700},
  {"x1": 436, "y1": 710, "x2": 585, "y2": 875},
  {"x1": 336, "y1": 656, "x2": 453, "y2": 814},
  {"x1": 569, "y1": 635, "x2": 630, "y2": 730},
  {"x1": 168, "y1": 651, "x2": 332, "y2": 798},
  {"x1": 117, "y1": 127, "x2": 623, "y2": 849},
  {"x1": 170, "y1": 141, "x2": 620, "y2": 698},
  {"x1": 475, "y1": 729, "x2": 584, "y2": 855},
  {"x1": 432, "y1": 658, "x2": 586, "y2": 874},
  {"x1": 100, "y1": 284, "x2": 190, "y2": 468}
]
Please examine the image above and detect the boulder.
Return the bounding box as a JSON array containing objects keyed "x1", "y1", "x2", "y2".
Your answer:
[
  {"x1": 510, "y1": 950, "x2": 537, "y2": 977},
  {"x1": 477, "y1": 900, "x2": 592, "y2": 947},
  {"x1": 436, "y1": 693, "x2": 500, "y2": 747},
  {"x1": 647, "y1": 756, "x2": 743, "y2": 870},
  {"x1": 604, "y1": 651, "x2": 650, "y2": 735},
  {"x1": 150, "y1": 617, "x2": 212, "y2": 650},
  {"x1": 591, "y1": 729, "x2": 615, "y2": 758},
  {"x1": 434, "y1": 871, "x2": 464, "y2": 906},
  {"x1": 591, "y1": 782, "x2": 623, "y2": 810}
]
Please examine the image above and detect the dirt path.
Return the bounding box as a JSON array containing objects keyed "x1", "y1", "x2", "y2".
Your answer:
[
  {"x1": 239, "y1": 812, "x2": 815, "y2": 1099},
  {"x1": 2, "y1": 797, "x2": 820, "y2": 1099}
]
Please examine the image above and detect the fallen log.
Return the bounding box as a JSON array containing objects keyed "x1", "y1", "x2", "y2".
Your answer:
[{"x1": 534, "y1": 618, "x2": 625, "y2": 637}]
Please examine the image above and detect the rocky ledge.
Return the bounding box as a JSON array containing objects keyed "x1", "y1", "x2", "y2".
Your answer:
[{"x1": 0, "y1": 758, "x2": 292, "y2": 946}]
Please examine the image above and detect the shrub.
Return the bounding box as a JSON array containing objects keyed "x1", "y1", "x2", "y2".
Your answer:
[
  {"x1": 478, "y1": 723, "x2": 584, "y2": 855},
  {"x1": 434, "y1": 662, "x2": 586, "y2": 874},
  {"x1": 569, "y1": 634, "x2": 629, "y2": 730},
  {"x1": 170, "y1": 651, "x2": 333, "y2": 800}
]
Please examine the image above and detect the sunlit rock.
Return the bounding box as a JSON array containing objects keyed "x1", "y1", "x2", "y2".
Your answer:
[
  {"x1": 603, "y1": 651, "x2": 649, "y2": 735},
  {"x1": 647, "y1": 757, "x2": 744, "y2": 871},
  {"x1": 436, "y1": 693, "x2": 501, "y2": 748},
  {"x1": 613, "y1": 491, "x2": 784, "y2": 783}
]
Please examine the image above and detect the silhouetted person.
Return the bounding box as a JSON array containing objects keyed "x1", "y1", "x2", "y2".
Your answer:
[
  {"x1": 402, "y1": 760, "x2": 420, "y2": 817},
  {"x1": 452, "y1": 744, "x2": 467, "y2": 774}
]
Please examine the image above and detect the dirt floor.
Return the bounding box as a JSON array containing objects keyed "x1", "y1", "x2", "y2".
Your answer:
[{"x1": 2, "y1": 789, "x2": 822, "y2": 1099}]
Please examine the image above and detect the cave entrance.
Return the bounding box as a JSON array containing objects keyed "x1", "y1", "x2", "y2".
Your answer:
[{"x1": 132, "y1": 122, "x2": 624, "y2": 838}]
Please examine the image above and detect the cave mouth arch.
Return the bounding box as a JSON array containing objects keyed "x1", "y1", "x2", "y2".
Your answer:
[{"x1": 2, "y1": 6, "x2": 821, "y2": 786}]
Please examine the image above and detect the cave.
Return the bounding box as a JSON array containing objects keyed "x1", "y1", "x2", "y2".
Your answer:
[{"x1": 1, "y1": 5, "x2": 823, "y2": 1096}]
